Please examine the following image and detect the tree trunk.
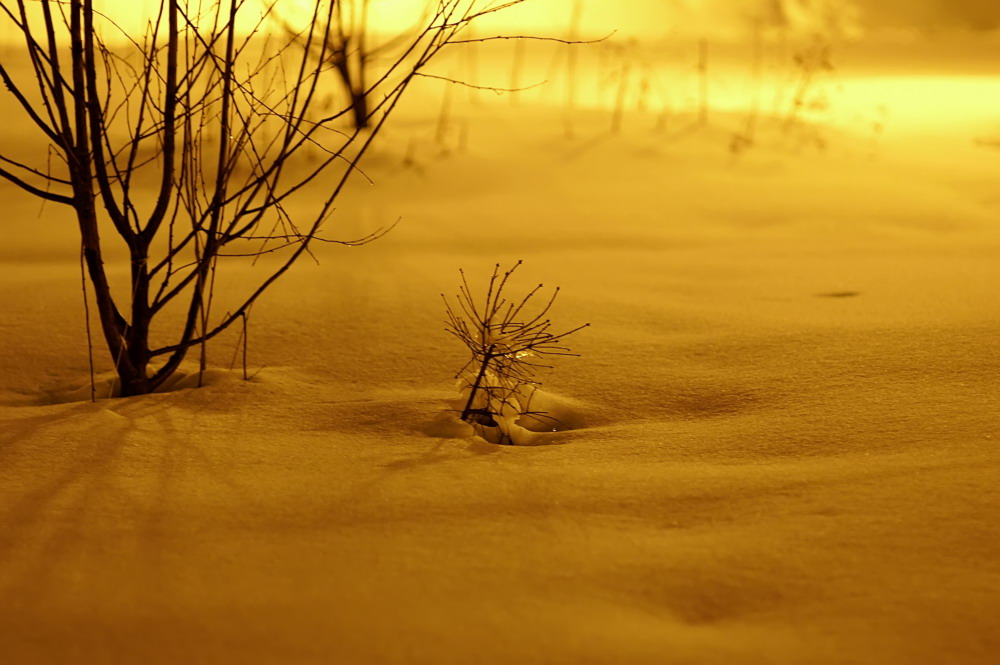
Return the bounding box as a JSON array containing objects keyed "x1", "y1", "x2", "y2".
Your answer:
[
  {"x1": 350, "y1": 89, "x2": 369, "y2": 130},
  {"x1": 120, "y1": 249, "x2": 154, "y2": 396},
  {"x1": 333, "y1": 55, "x2": 368, "y2": 130}
]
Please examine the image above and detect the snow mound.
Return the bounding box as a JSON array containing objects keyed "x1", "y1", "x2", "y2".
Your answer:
[
  {"x1": 39, "y1": 366, "x2": 245, "y2": 405},
  {"x1": 426, "y1": 388, "x2": 588, "y2": 446}
]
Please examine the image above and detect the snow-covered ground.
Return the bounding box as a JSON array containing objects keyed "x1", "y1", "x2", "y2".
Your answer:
[{"x1": 1, "y1": 34, "x2": 999, "y2": 664}]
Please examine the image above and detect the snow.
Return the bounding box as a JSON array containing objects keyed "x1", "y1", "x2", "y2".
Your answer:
[{"x1": 2, "y1": 33, "x2": 1000, "y2": 664}]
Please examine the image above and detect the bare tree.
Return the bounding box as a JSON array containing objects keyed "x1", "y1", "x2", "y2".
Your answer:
[
  {"x1": 276, "y1": 0, "x2": 428, "y2": 131},
  {"x1": 0, "y1": 0, "x2": 529, "y2": 397}
]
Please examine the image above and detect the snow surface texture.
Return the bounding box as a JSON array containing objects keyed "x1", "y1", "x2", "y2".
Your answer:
[{"x1": 2, "y1": 38, "x2": 1000, "y2": 664}]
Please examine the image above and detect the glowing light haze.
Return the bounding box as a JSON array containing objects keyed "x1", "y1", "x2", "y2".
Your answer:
[
  {"x1": 79, "y1": 0, "x2": 672, "y2": 39},
  {"x1": 79, "y1": 0, "x2": 1000, "y2": 40}
]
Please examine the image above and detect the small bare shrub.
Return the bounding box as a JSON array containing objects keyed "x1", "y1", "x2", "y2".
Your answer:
[{"x1": 443, "y1": 261, "x2": 588, "y2": 445}]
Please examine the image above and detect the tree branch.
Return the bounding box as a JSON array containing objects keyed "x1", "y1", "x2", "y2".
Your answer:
[{"x1": 0, "y1": 164, "x2": 74, "y2": 205}]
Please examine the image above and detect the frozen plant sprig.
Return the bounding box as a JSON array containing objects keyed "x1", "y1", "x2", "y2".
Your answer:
[{"x1": 443, "y1": 260, "x2": 589, "y2": 442}]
